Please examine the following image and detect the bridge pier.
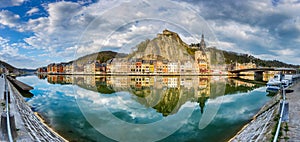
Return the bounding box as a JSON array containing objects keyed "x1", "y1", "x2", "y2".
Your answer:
[{"x1": 254, "y1": 71, "x2": 264, "y2": 81}]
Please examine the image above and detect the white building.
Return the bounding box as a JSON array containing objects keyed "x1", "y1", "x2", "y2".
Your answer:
[{"x1": 168, "y1": 61, "x2": 179, "y2": 73}]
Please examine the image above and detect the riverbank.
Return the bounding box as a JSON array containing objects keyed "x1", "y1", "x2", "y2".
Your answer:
[
  {"x1": 230, "y1": 81, "x2": 300, "y2": 141},
  {"x1": 6, "y1": 77, "x2": 67, "y2": 141},
  {"x1": 229, "y1": 89, "x2": 281, "y2": 141}
]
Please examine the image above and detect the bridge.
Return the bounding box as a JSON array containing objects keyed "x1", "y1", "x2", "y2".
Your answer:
[{"x1": 229, "y1": 67, "x2": 298, "y2": 81}]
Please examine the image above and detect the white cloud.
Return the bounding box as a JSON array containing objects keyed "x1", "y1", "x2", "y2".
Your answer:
[
  {"x1": 21, "y1": 0, "x2": 217, "y2": 60},
  {"x1": 270, "y1": 49, "x2": 298, "y2": 56},
  {"x1": 0, "y1": 36, "x2": 40, "y2": 68},
  {"x1": 1, "y1": 0, "x2": 299, "y2": 67},
  {"x1": 0, "y1": 0, "x2": 26, "y2": 8},
  {"x1": 0, "y1": 10, "x2": 20, "y2": 28},
  {"x1": 26, "y1": 7, "x2": 39, "y2": 16}
]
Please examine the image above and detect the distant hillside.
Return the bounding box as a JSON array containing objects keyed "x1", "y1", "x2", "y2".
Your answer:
[
  {"x1": 184, "y1": 46, "x2": 299, "y2": 68},
  {"x1": 73, "y1": 51, "x2": 127, "y2": 65},
  {"x1": 19, "y1": 68, "x2": 36, "y2": 74},
  {"x1": 0, "y1": 60, "x2": 18, "y2": 72},
  {"x1": 221, "y1": 50, "x2": 299, "y2": 68},
  {"x1": 0, "y1": 60, "x2": 35, "y2": 75}
]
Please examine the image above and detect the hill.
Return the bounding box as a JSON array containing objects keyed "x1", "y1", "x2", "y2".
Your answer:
[
  {"x1": 127, "y1": 29, "x2": 194, "y2": 61},
  {"x1": 0, "y1": 60, "x2": 18, "y2": 72},
  {"x1": 221, "y1": 50, "x2": 299, "y2": 68},
  {"x1": 0, "y1": 60, "x2": 35, "y2": 75},
  {"x1": 73, "y1": 51, "x2": 126, "y2": 65},
  {"x1": 187, "y1": 45, "x2": 299, "y2": 68}
]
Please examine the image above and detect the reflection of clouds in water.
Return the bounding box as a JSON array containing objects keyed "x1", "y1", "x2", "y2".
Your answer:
[
  {"x1": 76, "y1": 85, "x2": 195, "y2": 142},
  {"x1": 76, "y1": 86, "x2": 161, "y2": 121},
  {"x1": 27, "y1": 84, "x2": 77, "y2": 128},
  {"x1": 208, "y1": 87, "x2": 268, "y2": 122}
]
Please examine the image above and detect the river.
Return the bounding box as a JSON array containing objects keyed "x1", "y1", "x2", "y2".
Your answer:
[{"x1": 17, "y1": 75, "x2": 271, "y2": 142}]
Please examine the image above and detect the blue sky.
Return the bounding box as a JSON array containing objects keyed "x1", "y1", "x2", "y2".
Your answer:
[{"x1": 0, "y1": 0, "x2": 299, "y2": 68}]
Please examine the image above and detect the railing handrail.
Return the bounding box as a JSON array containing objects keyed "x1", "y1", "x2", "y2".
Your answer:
[
  {"x1": 273, "y1": 85, "x2": 286, "y2": 142},
  {"x1": 4, "y1": 75, "x2": 14, "y2": 142}
]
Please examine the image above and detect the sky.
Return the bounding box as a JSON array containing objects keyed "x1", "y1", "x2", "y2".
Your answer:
[{"x1": 0, "y1": 0, "x2": 299, "y2": 69}]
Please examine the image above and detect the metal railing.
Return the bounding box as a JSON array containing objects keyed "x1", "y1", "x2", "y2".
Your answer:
[
  {"x1": 273, "y1": 85, "x2": 286, "y2": 142},
  {"x1": 3, "y1": 75, "x2": 14, "y2": 142}
]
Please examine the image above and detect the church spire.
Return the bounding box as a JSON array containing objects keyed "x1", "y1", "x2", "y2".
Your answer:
[{"x1": 199, "y1": 33, "x2": 206, "y2": 50}]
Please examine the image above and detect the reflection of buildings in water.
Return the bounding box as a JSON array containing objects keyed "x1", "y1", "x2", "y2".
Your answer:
[
  {"x1": 197, "y1": 77, "x2": 211, "y2": 97},
  {"x1": 263, "y1": 71, "x2": 277, "y2": 81},
  {"x1": 83, "y1": 76, "x2": 96, "y2": 88},
  {"x1": 37, "y1": 74, "x2": 47, "y2": 79},
  {"x1": 180, "y1": 77, "x2": 198, "y2": 89},
  {"x1": 233, "y1": 75, "x2": 261, "y2": 87},
  {"x1": 167, "y1": 77, "x2": 178, "y2": 88},
  {"x1": 47, "y1": 75, "x2": 64, "y2": 84},
  {"x1": 43, "y1": 75, "x2": 221, "y2": 116},
  {"x1": 64, "y1": 76, "x2": 73, "y2": 84},
  {"x1": 47, "y1": 75, "x2": 73, "y2": 85},
  {"x1": 196, "y1": 77, "x2": 211, "y2": 113},
  {"x1": 107, "y1": 76, "x2": 131, "y2": 91},
  {"x1": 198, "y1": 95, "x2": 208, "y2": 114}
]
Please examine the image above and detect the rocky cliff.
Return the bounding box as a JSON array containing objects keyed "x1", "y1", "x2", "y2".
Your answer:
[{"x1": 128, "y1": 29, "x2": 194, "y2": 61}]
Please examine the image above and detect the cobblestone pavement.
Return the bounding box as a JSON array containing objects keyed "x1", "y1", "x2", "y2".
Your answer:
[{"x1": 286, "y1": 82, "x2": 300, "y2": 141}]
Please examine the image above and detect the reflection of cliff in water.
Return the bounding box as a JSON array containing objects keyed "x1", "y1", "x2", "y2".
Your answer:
[
  {"x1": 43, "y1": 75, "x2": 263, "y2": 116},
  {"x1": 225, "y1": 77, "x2": 263, "y2": 94}
]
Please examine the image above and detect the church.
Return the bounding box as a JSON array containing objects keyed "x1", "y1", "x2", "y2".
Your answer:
[{"x1": 193, "y1": 34, "x2": 210, "y2": 73}]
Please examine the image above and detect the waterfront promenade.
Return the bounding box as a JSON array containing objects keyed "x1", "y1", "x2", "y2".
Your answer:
[
  {"x1": 286, "y1": 81, "x2": 300, "y2": 140},
  {"x1": 0, "y1": 75, "x2": 65, "y2": 141},
  {"x1": 0, "y1": 75, "x2": 32, "y2": 141}
]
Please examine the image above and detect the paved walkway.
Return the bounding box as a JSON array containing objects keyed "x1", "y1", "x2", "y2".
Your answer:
[
  {"x1": 0, "y1": 74, "x2": 6, "y2": 141},
  {"x1": 0, "y1": 74, "x2": 32, "y2": 141},
  {"x1": 286, "y1": 81, "x2": 300, "y2": 141},
  {"x1": 0, "y1": 74, "x2": 66, "y2": 141}
]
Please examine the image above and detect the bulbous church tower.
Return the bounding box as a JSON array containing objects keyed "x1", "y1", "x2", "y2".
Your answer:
[{"x1": 195, "y1": 33, "x2": 210, "y2": 73}]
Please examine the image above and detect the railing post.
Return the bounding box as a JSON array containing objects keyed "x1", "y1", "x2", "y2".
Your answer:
[
  {"x1": 3, "y1": 91, "x2": 11, "y2": 103},
  {"x1": 1, "y1": 112, "x2": 17, "y2": 139}
]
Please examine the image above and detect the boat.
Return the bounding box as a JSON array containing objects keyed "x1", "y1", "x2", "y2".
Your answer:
[
  {"x1": 266, "y1": 85, "x2": 280, "y2": 92},
  {"x1": 266, "y1": 73, "x2": 284, "y2": 91},
  {"x1": 266, "y1": 73, "x2": 299, "y2": 92}
]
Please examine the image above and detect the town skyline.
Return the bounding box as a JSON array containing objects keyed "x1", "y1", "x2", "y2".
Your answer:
[{"x1": 0, "y1": 0, "x2": 300, "y2": 69}]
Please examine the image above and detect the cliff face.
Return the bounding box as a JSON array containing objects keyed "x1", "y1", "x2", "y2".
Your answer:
[{"x1": 129, "y1": 29, "x2": 194, "y2": 61}]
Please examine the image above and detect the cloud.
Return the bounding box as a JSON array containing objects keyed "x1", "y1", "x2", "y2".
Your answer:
[
  {"x1": 1, "y1": 0, "x2": 299, "y2": 67},
  {"x1": 0, "y1": 0, "x2": 26, "y2": 8},
  {"x1": 0, "y1": 36, "x2": 41, "y2": 68},
  {"x1": 26, "y1": 7, "x2": 39, "y2": 16},
  {"x1": 177, "y1": 0, "x2": 300, "y2": 64},
  {"x1": 0, "y1": 10, "x2": 20, "y2": 28},
  {"x1": 22, "y1": 0, "x2": 213, "y2": 60}
]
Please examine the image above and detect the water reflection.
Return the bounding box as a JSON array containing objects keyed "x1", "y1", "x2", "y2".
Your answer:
[
  {"x1": 23, "y1": 74, "x2": 270, "y2": 142},
  {"x1": 38, "y1": 75, "x2": 264, "y2": 117}
]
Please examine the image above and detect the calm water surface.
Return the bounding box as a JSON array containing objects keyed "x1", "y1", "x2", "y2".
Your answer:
[{"x1": 18, "y1": 75, "x2": 271, "y2": 142}]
